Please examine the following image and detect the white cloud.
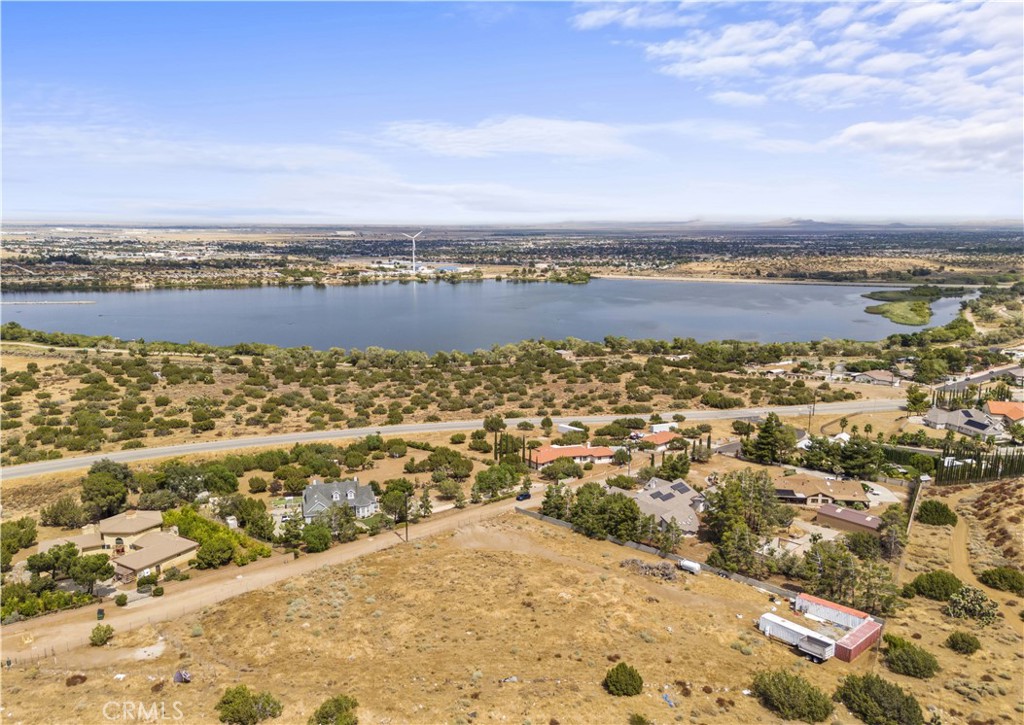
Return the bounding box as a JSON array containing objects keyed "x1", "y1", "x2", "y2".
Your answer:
[
  {"x1": 382, "y1": 116, "x2": 642, "y2": 159},
  {"x1": 812, "y1": 5, "x2": 854, "y2": 29},
  {"x1": 709, "y1": 90, "x2": 766, "y2": 107},
  {"x1": 830, "y1": 112, "x2": 1022, "y2": 174},
  {"x1": 579, "y1": 1, "x2": 1022, "y2": 176},
  {"x1": 571, "y1": 2, "x2": 700, "y2": 30},
  {"x1": 857, "y1": 51, "x2": 928, "y2": 75}
]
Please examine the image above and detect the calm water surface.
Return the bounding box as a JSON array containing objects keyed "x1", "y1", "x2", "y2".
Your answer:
[{"x1": 1, "y1": 280, "x2": 964, "y2": 352}]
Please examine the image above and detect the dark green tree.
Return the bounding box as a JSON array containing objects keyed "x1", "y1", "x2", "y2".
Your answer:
[
  {"x1": 745, "y1": 413, "x2": 796, "y2": 464},
  {"x1": 69, "y1": 553, "x2": 114, "y2": 594},
  {"x1": 80, "y1": 472, "x2": 128, "y2": 520}
]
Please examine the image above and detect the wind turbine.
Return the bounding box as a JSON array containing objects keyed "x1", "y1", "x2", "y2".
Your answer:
[{"x1": 401, "y1": 231, "x2": 423, "y2": 273}]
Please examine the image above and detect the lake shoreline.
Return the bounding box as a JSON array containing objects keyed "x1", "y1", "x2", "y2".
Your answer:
[{"x1": 0, "y1": 278, "x2": 967, "y2": 352}]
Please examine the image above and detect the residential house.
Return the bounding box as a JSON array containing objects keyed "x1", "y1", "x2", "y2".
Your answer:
[
  {"x1": 639, "y1": 430, "x2": 681, "y2": 452},
  {"x1": 528, "y1": 444, "x2": 614, "y2": 469},
  {"x1": 982, "y1": 401, "x2": 1024, "y2": 427},
  {"x1": 852, "y1": 370, "x2": 900, "y2": 387},
  {"x1": 38, "y1": 530, "x2": 104, "y2": 555},
  {"x1": 112, "y1": 530, "x2": 199, "y2": 580},
  {"x1": 773, "y1": 475, "x2": 869, "y2": 508},
  {"x1": 302, "y1": 478, "x2": 379, "y2": 522},
  {"x1": 923, "y1": 407, "x2": 1005, "y2": 439},
  {"x1": 98, "y1": 510, "x2": 165, "y2": 556},
  {"x1": 624, "y1": 477, "x2": 705, "y2": 536},
  {"x1": 815, "y1": 503, "x2": 883, "y2": 535}
]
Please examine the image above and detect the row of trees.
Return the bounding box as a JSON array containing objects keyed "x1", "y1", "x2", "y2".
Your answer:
[
  {"x1": 541, "y1": 482, "x2": 685, "y2": 555},
  {"x1": 3, "y1": 542, "x2": 113, "y2": 622}
]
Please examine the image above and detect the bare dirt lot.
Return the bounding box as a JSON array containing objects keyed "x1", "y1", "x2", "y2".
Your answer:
[{"x1": 0, "y1": 514, "x2": 874, "y2": 724}]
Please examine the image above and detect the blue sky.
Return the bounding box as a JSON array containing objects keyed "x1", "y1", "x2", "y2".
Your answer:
[{"x1": 3, "y1": 1, "x2": 1022, "y2": 224}]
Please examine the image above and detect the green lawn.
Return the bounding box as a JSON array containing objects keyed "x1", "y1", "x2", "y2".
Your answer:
[{"x1": 865, "y1": 300, "x2": 932, "y2": 326}]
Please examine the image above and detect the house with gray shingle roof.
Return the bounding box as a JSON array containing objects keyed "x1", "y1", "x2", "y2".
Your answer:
[
  {"x1": 302, "y1": 478, "x2": 379, "y2": 522},
  {"x1": 623, "y1": 477, "x2": 705, "y2": 536},
  {"x1": 923, "y1": 407, "x2": 1005, "y2": 440}
]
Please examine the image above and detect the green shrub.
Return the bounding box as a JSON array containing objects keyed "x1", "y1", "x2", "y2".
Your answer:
[
  {"x1": 115, "y1": 594, "x2": 128, "y2": 607},
  {"x1": 977, "y1": 566, "x2": 1024, "y2": 595},
  {"x1": 247, "y1": 476, "x2": 268, "y2": 494},
  {"x1": 944, "y1": 586, "x2": 998, "y2": 626},
  {"x1": 308, "y1": 694, "x2": 358, "y2": 725},
  {"x1": 945, "y1": 631, "x2": 981, "y2": 655},
  {"x1": 915, "y1": 500, "x2": 957, "y2": 526},
  {"x1": 833, "y1": 673, "x2": 923, "y2": 725},
  {"x1": 136, "y1": 573, "x2": 158, "y2": 589},
  {"x1": 90, "y1": 624, "x2": 114, "y2": 646},
  {"x1": 882, "y1": 634, "x2": 939, "y2": 679},
  {"x1": 152, "y1": 586, "x2": 164, "y2": 597},
  {"x1": 751, "y1": 670, "x2": 833, "y2": 723},
  {"x1": 627, "y1": 715, "x2": 652, "y2": 725},
  {"x1": 909, "y1": 570, "x2": 962, "y2": 601},
  {"x1": 604, "y1": 662, "x2": 643, "y2": 696},
  {"x1": 215, "y1": 685, "x2": 283, "y2": 724}
]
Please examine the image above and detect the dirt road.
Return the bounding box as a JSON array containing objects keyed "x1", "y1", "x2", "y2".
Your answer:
[{"x1": 1, "y1": 500, "x2": 520, "y2": 662}]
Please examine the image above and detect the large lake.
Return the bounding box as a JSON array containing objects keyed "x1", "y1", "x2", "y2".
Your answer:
[{"x1": 1, "y1": 280, "x2": 964, "y2": 352}]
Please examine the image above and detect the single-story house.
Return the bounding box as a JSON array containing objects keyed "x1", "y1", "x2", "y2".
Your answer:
[
  {"x1": 529, "y1": 444, "x2": 614, "y2": 469},
  {"x1": 815, "y1": 503, "x2": 883, "y2": 535},
  {"x1": 302, "y1": 478, "x2": 379, "y2": 522},
  {"x1": 983, "y1": 400, "x2": 1024, "y2": 426},
  {"x1": 773, "y1": 475, "x2": 869, "y2": 508},
  {"x1": 112, "y1": 530, "x2": 200, "y2": 580},
  {"x1": 852, "y1": 370, "x2": 900, "y2": 387},
  {"x1": 639, "y1": 430, "x2": 681, "y2": 452},
  {"x1": 923, "y1": 407, "x2": 1005, "y2": 439},
  {"x1": 98, "y1": 510, "x2": 165, "y2": 556},
  {"x1": 624, "y1": 477, "x2": 704, "y2": 535},
  {"x1": 38, "y1": 530, "x2": 104, "y2": 555}
]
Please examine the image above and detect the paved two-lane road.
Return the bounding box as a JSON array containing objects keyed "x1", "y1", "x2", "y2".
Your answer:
[{"x1": 1, "y1": 400, "x2": 902, "y2": 480}]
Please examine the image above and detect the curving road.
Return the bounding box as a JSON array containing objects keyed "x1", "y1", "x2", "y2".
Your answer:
[{"x1": 0, "y1": 400, "x2": 902, "y2": 480}]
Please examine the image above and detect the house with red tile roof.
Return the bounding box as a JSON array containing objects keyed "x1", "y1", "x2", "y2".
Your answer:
[
  {"x1": 528, "y1": 443, "x2": 614, "y2": 469},
  {"x1": 983, "y1": 400, "x2": 1024, "y2": 426},
  {"x1": 639, "y1": 430, "x2": 681, "y2": 451}
]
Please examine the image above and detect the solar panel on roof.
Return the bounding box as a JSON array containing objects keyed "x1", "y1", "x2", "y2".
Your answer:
[{"x1": 670, "y1": 482, "x2": 691, "y2": 494}]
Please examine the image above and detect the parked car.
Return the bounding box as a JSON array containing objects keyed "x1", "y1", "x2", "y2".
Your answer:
[{"x1": 515, "y1": 492, "x2": 532, "y2": 501}]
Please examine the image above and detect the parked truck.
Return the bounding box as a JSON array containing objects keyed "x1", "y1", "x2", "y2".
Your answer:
[{"x1": 758, "y1": 613, "x2": 835, "y2": 663}]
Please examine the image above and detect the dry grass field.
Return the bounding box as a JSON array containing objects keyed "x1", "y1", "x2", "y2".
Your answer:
[
  {"x1": 898, "y1": 485, "x2": 1024, "y2": 725},
  {"x1": 0, "y1": 514, "x2": 838, "y2": 723},
  {"x1": 5, "y1": 507, "x2": 1021, "y2": 724}
]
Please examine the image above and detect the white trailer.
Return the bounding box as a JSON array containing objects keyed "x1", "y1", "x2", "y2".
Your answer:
[
  {"x1": 758, "y1": 613, "x2": 835, "y2": 663},
  {"x1": 676, "y1": 559, "x2": 701, "y2": 575},
  {"x1": 650, "y1": 423, "x2": 678, "y2": 434}
]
